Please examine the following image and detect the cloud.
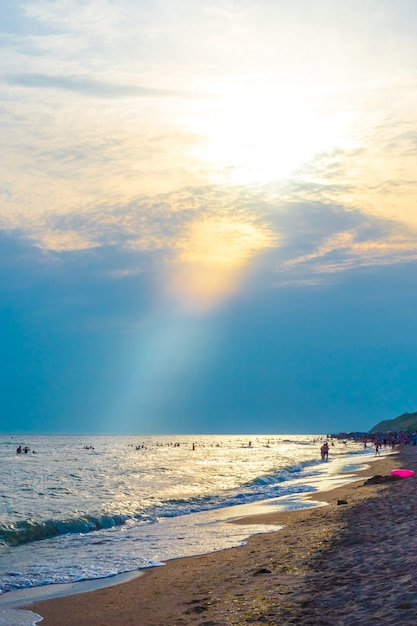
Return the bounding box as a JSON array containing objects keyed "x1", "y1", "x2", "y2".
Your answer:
[
  {"x1": 283, "y1": 227, "x2": 417, "y2": 274},
  {"x1": 23, "y1": 0, "x2": 122, "y2": 37},
  {"x1": 3, "y1": 180, "x2": 416, "y2": 300},
  {"x1": 281, "y1": 94, "x2": 417, "y2": 231},
  {"x1": 268, "y1": 201, "x2": 417, "y2": 284},
  {"x1": 3, "y1": 73, "x2": 194, "y2": 99},
  {"x1": 2, "y1": 0, "x2": 417, "y2": 293}
]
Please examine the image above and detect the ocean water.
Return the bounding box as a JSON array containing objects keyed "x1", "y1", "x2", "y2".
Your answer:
[{"x1": 0, "y1": 433, "x2": 375, "y2": 625}]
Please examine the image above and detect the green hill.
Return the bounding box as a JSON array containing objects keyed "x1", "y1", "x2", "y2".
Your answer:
[{"x1": 370, "y1": 411, "x2": 417, "y2": 433}]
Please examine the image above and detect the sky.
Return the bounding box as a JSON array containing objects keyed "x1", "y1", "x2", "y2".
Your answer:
[{"x1": 1, "y1": 0, "x2": 417, "y2": 435}]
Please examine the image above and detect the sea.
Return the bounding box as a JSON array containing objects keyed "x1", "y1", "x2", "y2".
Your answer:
[{"x1": 0, "y1": 433, "x2": 379, "y2": 625}]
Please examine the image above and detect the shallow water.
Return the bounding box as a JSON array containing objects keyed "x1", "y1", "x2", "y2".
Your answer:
[{"x1": 0, "y1": 433, "x2": 375, "y2": 624}]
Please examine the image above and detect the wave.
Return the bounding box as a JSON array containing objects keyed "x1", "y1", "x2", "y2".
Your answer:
[
  {"x1": 157, "y1": 482, "x2": 316, "y2": 519},
  {"x1": 0, "y1": 482, "x2": 313, "y2": 549},
  {"x1": 141, "y1": 458, "x2": 326, "y2": 519},
  {"x1": 0, "y1": 513, "x2": 128, "y2": 547},
  {"x1": 0, "y1": 455, "x2": 347, "y2": 548},
  {"x1": 247, "y1": 459, "x2": 322, "y2": 486}
]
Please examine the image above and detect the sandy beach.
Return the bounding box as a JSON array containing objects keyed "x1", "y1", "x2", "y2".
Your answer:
[{"x1": 24, "y1": 447, "x2": 417, "y2": 625}]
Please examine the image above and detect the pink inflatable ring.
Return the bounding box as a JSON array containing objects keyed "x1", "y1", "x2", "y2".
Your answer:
[{"x1": 390, "y1": 469, "x2": 415, "y2": 478}]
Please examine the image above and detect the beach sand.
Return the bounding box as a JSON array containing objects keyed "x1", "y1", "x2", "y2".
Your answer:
[{"x1": 25, "y1": 447, "x2": 417, "y2": 625}]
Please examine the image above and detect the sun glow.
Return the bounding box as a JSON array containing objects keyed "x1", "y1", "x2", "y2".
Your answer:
[
  {"x1": 178, "y1": 217, "x2": 271, "y2": 266},
  {"x1": 166, "y1": 217, "x2": 275, "y2": 312},
  {"x1": 188, "y1": 84, "x2": 356, "y2": 185}
]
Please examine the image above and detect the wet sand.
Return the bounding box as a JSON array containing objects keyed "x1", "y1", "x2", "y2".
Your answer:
[{"x1": 24, "y1": 447, "x2": 417, "y2": 625}]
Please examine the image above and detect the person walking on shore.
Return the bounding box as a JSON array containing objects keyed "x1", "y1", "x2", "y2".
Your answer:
[{"x1": 320, "y1": 442, "x2": 329, "y2": 461}]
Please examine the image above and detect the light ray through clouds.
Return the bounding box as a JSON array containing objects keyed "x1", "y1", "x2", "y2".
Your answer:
[
  {"x1": 112, "y1": 309, "x2": 216, "y2": 433},
  {"x1": 109, "y1": 215, "x2": 276, "y2": 430},
  {"x1": 1, "y1": 0, "x2": 417, "y2": 432}
]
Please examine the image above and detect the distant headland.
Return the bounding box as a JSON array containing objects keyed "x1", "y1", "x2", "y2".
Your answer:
[{"x1": 370, "y1": 411, "x2": 417, "y2": 433}]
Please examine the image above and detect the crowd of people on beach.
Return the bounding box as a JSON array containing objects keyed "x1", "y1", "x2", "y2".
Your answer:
[
  {"x1": 330, "y1": 429, "x2": 417, "y2": 457},
  {"x1": 317, "y1": 429, "x2": 417, "y2": 462}
]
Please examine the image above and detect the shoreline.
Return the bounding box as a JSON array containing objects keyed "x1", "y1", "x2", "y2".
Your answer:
[
  {"x1": 18, "y1": 447, "x2": 413, "y2": 625},
  {"x1": 0, "y1": 445, "x2": 374, "y2": 609}
]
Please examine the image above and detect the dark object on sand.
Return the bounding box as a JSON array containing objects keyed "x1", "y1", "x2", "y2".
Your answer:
[
  {"x1": 363, "y1": 474, "x2": 402, "y2": 485},
  {"x1": 253, "y1": 567, "x2": 272, "y2": 576},
  {"x1": 337, "y1": 499, "x2": 348, "y2": 505}
]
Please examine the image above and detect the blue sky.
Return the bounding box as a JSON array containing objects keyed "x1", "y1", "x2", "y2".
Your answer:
[{"x1": 1, "y1": 0, "x2": 417, "y2": 434}]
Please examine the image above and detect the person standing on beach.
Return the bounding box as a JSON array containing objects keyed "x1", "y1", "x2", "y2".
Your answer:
[{"x1": 320, "y1": 442, "x2": 329, "y2": 461}]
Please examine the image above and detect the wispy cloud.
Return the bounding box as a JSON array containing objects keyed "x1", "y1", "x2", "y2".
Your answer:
[
  {"x1": 284, "y1": 229, "x2": 417, "y2": 275},
  {"x1": 3, "y1": 73, "x2": 194, "y2": 99},
  {"x1": 23, "y1": 0, "x2": 123, "y2": 37}
]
